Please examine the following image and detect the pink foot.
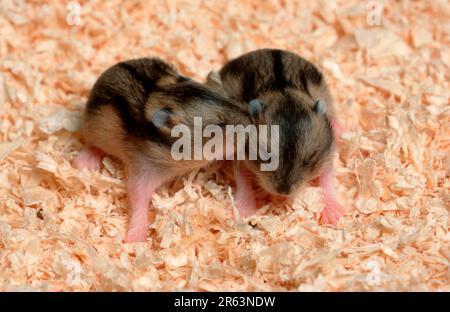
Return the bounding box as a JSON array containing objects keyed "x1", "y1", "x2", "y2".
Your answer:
[
  {"x1": 319, "y1": 162, "x2": 344, "y2": 225},
  {"x1": 73, "y1": 146, "x2": 104, "y2": 170},
  {"x1": 320, "y1": 197, "x2": 345, "y2": 225},
  {"x1": 234, "y1": 162, "x2": 257, "y2": 218}
]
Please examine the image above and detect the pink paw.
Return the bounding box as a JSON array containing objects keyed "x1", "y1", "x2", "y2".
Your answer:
[
  {"x1": 320, "y1": 198, "x2": 345, "y2": 225},
  {"x1": 125, "y1": 225, "x2": 148, "y2": 243},
  {"x1": 73, "y1": 147, "x2": 104, "y2": 170},
  {"x1": 235, "y1": 197, "x2": 257, "y2": 218}
]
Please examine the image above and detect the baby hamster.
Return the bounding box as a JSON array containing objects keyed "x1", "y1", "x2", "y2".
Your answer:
[
  {"x1": 209, "y1": 49, "x2": 344, "y2": 224},
  {"x1": 74, "y1": 57, "x2": 249, "y2": 242}
]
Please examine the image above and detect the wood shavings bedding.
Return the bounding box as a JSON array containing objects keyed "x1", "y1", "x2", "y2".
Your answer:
[{"x1": 0, "y1": 0, "x2": 448, "y2": 291}]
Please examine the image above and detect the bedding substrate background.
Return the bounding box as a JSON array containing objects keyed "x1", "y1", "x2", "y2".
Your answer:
[{"x1": 0, "y1": 0, "x2": 448, "y2": 291}]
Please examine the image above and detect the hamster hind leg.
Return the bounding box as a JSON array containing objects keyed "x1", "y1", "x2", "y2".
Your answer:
[
  {"x1": 319, "y1": 162, "x2": 344, "y2": 225},
  {"x1": 234, "y1": 162, "x2": 257, "y2": 218},
  {"x1": 125, "y1": 167, "x2": 173, "y2": 242},
  {"x1": 73, "y1": 146, "x2": 104, "y2": 170}
]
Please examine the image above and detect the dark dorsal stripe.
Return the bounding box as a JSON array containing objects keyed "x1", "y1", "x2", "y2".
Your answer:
[
  {"x1": 277, "y1": 95, "x2": 309, "y2": 186},
  {"x1": 271, "y1": 49, "x2": 287, "y2": 90},
  {"x1": 299, "y1": 70, "x2": 310, "y2": 96},
  {"x1": 241, "y1": 68, "x2": 257, "y2": 103},
  {"x1": 163, "y1": 82, "x2": 238, "y2": 111}
]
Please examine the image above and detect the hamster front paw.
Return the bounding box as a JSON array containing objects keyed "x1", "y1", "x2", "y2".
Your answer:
[{"x1": 320, "y1": 199, "x2": 344, "y2": 225}]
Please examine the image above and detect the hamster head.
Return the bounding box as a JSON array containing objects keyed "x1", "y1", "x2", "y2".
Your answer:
[
  {"x1": 243, "y1": 89, "x2": 335, "y2": 196},
  {"x1": 147, "y1": 80, "x2": 250, "y2": 130},
  {"x1": 145, "y1": 80, "x2": 251, "y2": 159}
]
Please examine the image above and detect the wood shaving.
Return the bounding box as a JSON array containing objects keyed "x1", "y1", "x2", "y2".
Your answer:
[{"x1": 0, "y1": 0, "x2": 448, "y2": 291}]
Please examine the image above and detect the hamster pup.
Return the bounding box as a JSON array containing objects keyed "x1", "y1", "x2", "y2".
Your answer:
[
  {"x1": 208, "y1": 49, "x2": 345, "y2": 225},
  {"x1": 74, "y1": 58, "x2": 249, "y2": 242}
]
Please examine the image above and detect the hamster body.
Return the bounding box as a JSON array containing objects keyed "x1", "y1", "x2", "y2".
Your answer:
[
  {"x1": 210, "y1": 49, "x2": 344, "y2": 224},
  {"x1": 75, "y1": 58, "x2": 249, "y2": 241}
]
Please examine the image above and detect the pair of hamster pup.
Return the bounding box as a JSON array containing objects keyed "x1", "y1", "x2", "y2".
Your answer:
[{"x1": 74, "y1": 50, "x2": 344, "y2": 242}]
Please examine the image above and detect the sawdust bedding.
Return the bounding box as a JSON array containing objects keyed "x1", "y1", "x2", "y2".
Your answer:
[{"x1": 0, "y1": 0, "x2": 448, "y2": 291}]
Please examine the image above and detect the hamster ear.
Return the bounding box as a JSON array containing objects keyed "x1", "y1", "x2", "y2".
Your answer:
[
  {"x1": 248, "y1": 99, "x2": 266, "y2": 117},
  {"x1": 152, "y1": 109, "x2": 171, "y2": 128},
  {"x1": 313, "y1": 100, "x2": 326, "y2": 114}
]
